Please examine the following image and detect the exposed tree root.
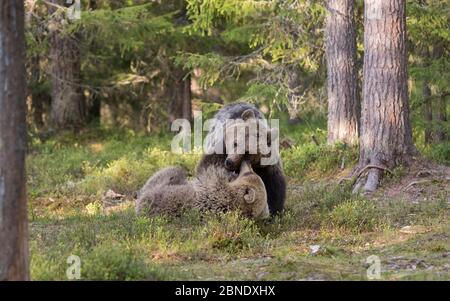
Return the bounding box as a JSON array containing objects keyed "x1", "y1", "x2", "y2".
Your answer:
[
  {"x1": 342, "y1": 157, "x2": 450, "y2": 198},
  {"x1": 355, "y1": 164, "x2": 393, "y2": 180},
  {"x1": 339, "y1": 164, "x2": 394, "y2": 194},
  {"x1": 404, "y1": 179, "x2": 432, "y2": 191}
]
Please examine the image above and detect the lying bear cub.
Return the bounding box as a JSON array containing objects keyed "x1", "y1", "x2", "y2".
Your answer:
[{"x1": 135, "y1": 161, "x2": 270, "y2": 220}]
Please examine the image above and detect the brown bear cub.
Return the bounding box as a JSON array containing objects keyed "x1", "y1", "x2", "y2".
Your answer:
[
  {"x1": 135, "y1": 161, "x2": 270, "y2": 220},
  {"x1": 196, "y1": 102, "x2": 286, "y2": 216}
]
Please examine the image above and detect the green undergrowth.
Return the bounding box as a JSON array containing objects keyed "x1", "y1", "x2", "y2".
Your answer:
[{"x1": 28, "y1": 125, "x2": 449, "y2": 280}]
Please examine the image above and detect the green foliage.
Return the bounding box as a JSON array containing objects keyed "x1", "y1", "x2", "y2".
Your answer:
[
  {"x1": 422, "y1": 142, "x2": 450, "y2": 165},
  {"x1": 81, "y1": 243, "x2": 150, "y2": 280},
  {"x1": 282, "y1": 142, "x2": 358, "y2": 180},
  {"x1": 406, "y1": 0, "x2": 449, "y2": 142},
  {"x1": 23, "y1": 0, "x2": 450, "y2": 281},
  {"x1": 28, "y1": 127, "x2": 198, "y2": 198},
  {"x1": 329, "y1": 199, "x2": 379, "y2": 233},
  {"x1": 179, "y1": 0, "x2": 326, "y2": 111},
  {"x1": 69, "y1": 3, "x2": 178, "y2": 56}
]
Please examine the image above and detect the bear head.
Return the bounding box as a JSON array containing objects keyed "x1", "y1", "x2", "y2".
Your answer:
[
  {"x1": 228, "y1": 160, "x2": 269, "y2": 220},
  {"x1": 223, "y1": 109, "x2": 279, "y2": 171}
]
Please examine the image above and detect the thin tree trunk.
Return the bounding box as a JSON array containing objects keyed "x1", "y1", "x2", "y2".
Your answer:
[
  {"x1": 30, "y1": 55, "x2": 45, "y2": 129},
  {"x1": 169, "y1": 72, "x2": 193, "y2": 124},
  {"x1": 422, "y1": 81, "x2": 432, "y2": 144},
  {"x1": 0, "y1": 1, "x2": 29, "y2": 280},
  {"x1": 87, "y1": 92, "x2": 101, "y2": 122},
  {"x1": 49, "y1": 0, "x2": 85, "y2": 130},
  {"x1": 89, "y1": 0, "x2": 97, "y2": 10},
  {"x1": 357, "y1": 0, "x2": 416, "y2": 193},
  {"x1": 326, "y1": 0, "x2": 359, "y2": 145},
  {"x1": 436, "y1": 93, "x2": 448, "y2": 142},
  {"x1": 86, "y1": 0, "x2": 100, "y2": 123},
  {"x1": 287, "y1": 69, "x2": 301, "y2": 124},
  {"x1": 182, "y1": 74, "x2": 193, "y2": 123}
]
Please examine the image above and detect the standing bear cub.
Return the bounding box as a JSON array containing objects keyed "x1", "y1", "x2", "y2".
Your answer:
[
  {"x1": 136, "y1": 161, "x2": 270, "y2": 220},
  {"x1": 197, "y1": 102, "x2": 286, "y2": 216}
]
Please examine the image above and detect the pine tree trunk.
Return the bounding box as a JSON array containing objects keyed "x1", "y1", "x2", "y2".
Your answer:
[
  {"x1": 49, "y1": 0, "x2": 85, "y2": 130},
  {"x1": 422, "y1": 81, "x2": 433, "y2": 144},
  {"x1": 169, "y1": 71, "x2": 193, "y2": 124},
  {"x1": 87, "y1": 92, "x2": 101, "y2": 122},
  {"x1": 89, "y1": 0, "x2": 97, "y2": 10},
  {"x1": 357, "y1": 0, "x2": 416, "y2": 193},
  {"x1": 182, "y1": 74, "x2": 193, "y2": 123},
  {"x1": 326, "y1": 0, "x2": 359, "y2": 145},
  {"x1": 436, "y1": 93, "x2": 448, "y2": 142},
  {"x1": 30, "y1": 55, "x2": 45, "y2": 129},
  {"x1": 0, "y1": 1, "x2": 29, "y2": 281},
  {"x1": 287, "y1": 69, "x2": 301, "y2": 124}
]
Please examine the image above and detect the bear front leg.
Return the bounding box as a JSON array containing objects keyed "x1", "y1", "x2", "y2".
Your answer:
[
  {"x1": 196, "y1": 153, "x2": 227, "y2": 174},
  {"x1": 256, "y1": 164, "x2": 286, "y2": 216}
]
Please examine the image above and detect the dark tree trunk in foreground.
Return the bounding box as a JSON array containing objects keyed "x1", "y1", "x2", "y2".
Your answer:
[
  {"x1": 357, "y1": 0, "x2": 416, "y2": 193},
  {"x1": 0, "y1": 1, "x2": 29, "y2": 280},
  {"x1": 49, "y1": 0, "x2": 85, "y2": 129},
  {"x1": 422, "y1": 81, "x2": 433, "y2": 144},
  {"x1": 326, "y1": 0, "x2": 359, "y2": 145}
]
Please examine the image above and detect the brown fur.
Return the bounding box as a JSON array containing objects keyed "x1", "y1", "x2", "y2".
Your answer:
[
  {"x1": 137, "y1": 166, "x2": 187, "y2": 199},
  {"x1": 136, "y1": 161, "x2": 269, "y2": 219},
  {"x1": 197, "y1": 103, "x2": 286, "y2": 216}
]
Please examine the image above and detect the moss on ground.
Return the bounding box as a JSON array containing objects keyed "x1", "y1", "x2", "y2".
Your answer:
[{"x1": 28, "y1": 126, "x2": 450, "y2": 280}]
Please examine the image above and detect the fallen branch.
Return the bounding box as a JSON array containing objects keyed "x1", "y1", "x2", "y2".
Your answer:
[
  {"x1": 405, "y1": 176, "x2": 450, "y2": 191},
  {"x1": 415, "y1": 170, "x2": 433, "y2": 178},
  {"x1": 404, "y1": 179, "x2": 432, "y2": 191}
]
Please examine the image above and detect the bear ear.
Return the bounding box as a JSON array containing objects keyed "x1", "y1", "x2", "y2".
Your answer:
[
  {"x1": 244, "y1": 188, "x2": 256, "y2": 204},
  {"x1": 239, "y1": 160, "x2": 253, "y2": 174},
  {"x1": 241, "y1": 109, "x2": 256, "y2": 121}
]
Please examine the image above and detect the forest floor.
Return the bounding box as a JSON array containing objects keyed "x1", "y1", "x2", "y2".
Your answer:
[{"x1": 27, "y1": 126, "x2": 450, "y2": 280}]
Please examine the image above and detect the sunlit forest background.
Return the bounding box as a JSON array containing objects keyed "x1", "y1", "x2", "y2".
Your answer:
[{"x1": 21, "y1": 0, "x2": 449, "y2": 280}]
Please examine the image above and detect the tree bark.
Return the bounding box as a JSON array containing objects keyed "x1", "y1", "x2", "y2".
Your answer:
[
  {"x1": 0, "y1": 1, "x2": 30, "y2": 280},
  {"x1": 357, "y1": 0, "x2": 416, "y2": 193},
  {"x1": 422, "y1": 81, "x2": 432, "y2": 144},
  {"x1": 49, "y1": 0, "x2": 85, "y2": 130},
  {"x1": 169, "y1": 72, "x2": 193, "y2": 124},
  {"x1": 435, "y1": 93, "x2": 448, "y2": 142},
  {"x1": 29, "y1": 55, "x2": 45, "y2": 129},
  {"x1": 181, "y1": 74, "x2": 193, "y2": 123},
  {"x1": 326, "y1": 0, "x2": 360, "y2": 145},
  {"x1": 287, "y1": 69, "x2": 301, "y2": 124}
]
